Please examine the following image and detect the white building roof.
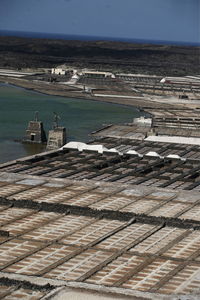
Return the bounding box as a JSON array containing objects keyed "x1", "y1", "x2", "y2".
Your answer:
[
  {"x1": 61, "y1": 142, "x2": 119, "y2": 154},
  {"x1": 145, "y1": 135, "x2": 200, "y2": 146}
]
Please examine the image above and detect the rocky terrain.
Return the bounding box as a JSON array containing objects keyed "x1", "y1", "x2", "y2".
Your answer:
[{"x1": 0, "y1": 35, "x2": 199, "y2": 76}]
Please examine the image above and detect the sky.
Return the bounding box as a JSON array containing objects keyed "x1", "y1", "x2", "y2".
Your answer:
[{"x1": 0, "y1": 0, "x2": 199, "y2": 44}]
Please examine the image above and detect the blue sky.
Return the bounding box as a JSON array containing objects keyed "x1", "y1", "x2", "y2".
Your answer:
[{"x1": 0, "y1": 0, "x2": 199, "y2": 43}]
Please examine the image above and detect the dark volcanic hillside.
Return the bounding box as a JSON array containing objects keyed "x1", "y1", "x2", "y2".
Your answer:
[{"x1": 0, "y1": 36, "x2": 199, "y2": 75}]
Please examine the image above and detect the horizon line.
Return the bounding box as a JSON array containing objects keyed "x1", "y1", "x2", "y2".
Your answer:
[{"x1": 0, "y1": 29, "x2": 199, "y2": 47}]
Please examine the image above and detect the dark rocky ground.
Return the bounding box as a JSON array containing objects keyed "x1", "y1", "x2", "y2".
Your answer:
[{"x1": 0, "y1": 36, "x2": 199, "y2": 76}]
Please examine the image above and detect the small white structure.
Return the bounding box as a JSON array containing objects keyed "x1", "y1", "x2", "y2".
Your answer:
[
  {"x1": 145, "y1": 135, "x2": 200, "y2": 146},
  {"x1": 66, "y1": 73, "x2": 80, "y2": 84},
  {"x1": 145, "y1": 151, "x2": 162, "y2": 158},
  {"x1": 62, "y1": 141, "x2": 119, "y2": 154},
  {"x1": 133, "y1": 116, "x2": 152, "y2": 127},
  {"x1": 167, "y1": 154, "x2": 181, "y2": 159},
  {"x1": 126, "y1": 150, "x2": 143, "y2": 157},
  {"x1": 51, "y1": 68, "x2": 67, "y2": 75},
  {"x1": 80, "y1": 70, "x2": 115, "y2": 78},
  {"x1": 160, "y1": 76, "x2": 200, "y2": 86},
  {"x1": 51, "y1": 65, "x2": 74, "y2": 75},
  {"x1": 167, "y1": 154, "x2": 186, "y2": 161}
]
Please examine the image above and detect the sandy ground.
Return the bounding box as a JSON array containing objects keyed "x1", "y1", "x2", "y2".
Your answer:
[{"x1": 50, "y1": 288, "x2": 147, "y2": 300}]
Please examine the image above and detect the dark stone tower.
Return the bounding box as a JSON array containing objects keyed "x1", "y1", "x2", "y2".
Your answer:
[
  {"x1": 23, "y1": 112, "x2": 47, "y2": 144},
  {"x1": 46, "y1": 112, "x2": 67, "y2": 150}
]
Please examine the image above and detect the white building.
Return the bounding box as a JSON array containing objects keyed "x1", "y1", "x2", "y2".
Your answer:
[
  {"x1": 80, "y1": 70, "x2": 115, "y2": 78},
  {"x1": 51, "y1": 68, "x2": 67, "y2": 75},
  {"x1": 51, "y1": 65, "x2": 74, "y2": 75},
  {"x1": 51, "y1": 67, "x2": 115, "y2": 79}
]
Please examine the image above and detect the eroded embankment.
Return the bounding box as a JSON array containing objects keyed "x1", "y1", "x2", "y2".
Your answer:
[{"x1": 0, "y1": 76, "x2": 182, "y2": 110}]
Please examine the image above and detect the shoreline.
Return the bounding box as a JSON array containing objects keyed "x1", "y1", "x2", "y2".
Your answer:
[
  {"x1": 0, "y1": 81, "x2": 143, "y2": 164},
  {"x1": 0, "y1": 81, "x2": 142, "y2": 112},
  {"x1": 0, "y1": 76, "x2": 188, "y2": 114}
]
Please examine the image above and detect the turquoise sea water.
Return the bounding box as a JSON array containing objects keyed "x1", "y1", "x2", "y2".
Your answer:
[{"x1": 0, "y1": 84, "x2": 142, "y2": 163}]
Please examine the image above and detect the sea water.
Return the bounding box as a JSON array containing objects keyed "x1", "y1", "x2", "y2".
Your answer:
[
  {"x1": 0, "y1": 30, "x2": 199, "y2": 46},
  {"x1": 0, "y1": 84, "x2": 143, "y2": 163}
]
